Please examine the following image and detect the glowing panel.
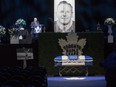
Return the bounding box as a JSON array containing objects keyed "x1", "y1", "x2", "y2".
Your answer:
[{"x1": 54, "y1": 0, "x2": 75, "y2": 33}]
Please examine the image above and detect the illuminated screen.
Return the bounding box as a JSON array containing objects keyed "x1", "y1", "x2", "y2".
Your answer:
[{"x1": 54, "y1": 0, "x2": 75, "y2": 33}]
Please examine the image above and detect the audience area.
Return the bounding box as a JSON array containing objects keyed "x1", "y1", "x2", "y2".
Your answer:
[{"x1": 0, "y1": 66, "x2": 48, "y2": 87}]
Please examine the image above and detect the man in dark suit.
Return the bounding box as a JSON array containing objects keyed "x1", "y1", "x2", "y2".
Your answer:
[
  {"x1": 31, "y1": 18, "x2": 41, "y2": 39},
  {"x1": 102, "y1": 43, "x2": 116, "y2": 87}
]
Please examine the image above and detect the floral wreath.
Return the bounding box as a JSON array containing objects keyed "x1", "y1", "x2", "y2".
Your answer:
[
  {"x1": 104, "y1": 18, "x2": 115, "y2": 25},
  {"x1": 15, "y1": 18, "x2": 26, "y2": 27},
  {"x1": 0, "y1": 25, "x2": 6, "y2": 35}
]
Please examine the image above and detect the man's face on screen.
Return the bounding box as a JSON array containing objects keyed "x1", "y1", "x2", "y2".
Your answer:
[{"x1": 57, "y1": 3, "x2": 73, "y2": 25}]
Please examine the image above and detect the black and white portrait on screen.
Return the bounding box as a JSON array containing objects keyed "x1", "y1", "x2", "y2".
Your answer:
[{"x1": 54, "y1": 0, "x2": 75, "y2": 33}]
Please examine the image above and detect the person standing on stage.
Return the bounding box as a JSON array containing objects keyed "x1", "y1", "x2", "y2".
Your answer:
[{"x1": 31, "y1": 17, "x2": 42, "y2": 39}]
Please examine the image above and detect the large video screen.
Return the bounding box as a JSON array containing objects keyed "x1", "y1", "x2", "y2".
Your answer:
[{"x1": 54, "y1": 0, "x2": 75, "y2": 33}]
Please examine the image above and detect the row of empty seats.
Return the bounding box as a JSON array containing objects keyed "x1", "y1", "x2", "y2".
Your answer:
[{"x1": 0, "y1": 66, "x2": 48, "y2": 87}]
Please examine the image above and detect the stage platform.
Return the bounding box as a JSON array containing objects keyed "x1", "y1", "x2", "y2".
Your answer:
[{"x1": 48, "y1": 76, "x2": 106, "y2": 87}]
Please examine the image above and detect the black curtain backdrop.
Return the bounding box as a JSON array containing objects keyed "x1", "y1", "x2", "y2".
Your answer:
[{"x1": 0, "y1": 0, "x2": 116, "y2": 36}]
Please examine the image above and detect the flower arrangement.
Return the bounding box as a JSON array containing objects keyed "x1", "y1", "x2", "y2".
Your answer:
[
  {"x1": 8, "y1": 28, "x2": 19, "y2": 35},
  {"x1": 0, "y1": 25, "x2": 6, "y2": 35},
  {"x1": 104, "y1": 18, "x2": 115, "y2": 25},
  {"x1": 15, "y1": 18, "x2": 26, "y2": 27}
]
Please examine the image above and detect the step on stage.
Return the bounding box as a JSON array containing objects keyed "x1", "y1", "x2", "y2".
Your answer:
[{"x1": 48, "y1": 76, "x2": 106, "y2": 87}]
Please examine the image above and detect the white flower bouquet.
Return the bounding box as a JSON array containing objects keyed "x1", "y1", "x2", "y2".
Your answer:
[
  {"x1": 104, "y1": 18, "x2": 115, "y2": 25},
  {"x1": 8, "y1": 28, "x2": 19, "y2": 35},
  {"x1": 0, "y1": 25, "x2": 6, "y2": 35}
]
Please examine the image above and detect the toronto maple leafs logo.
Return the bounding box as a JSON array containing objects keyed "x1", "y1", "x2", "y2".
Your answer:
[{"x1": 58, "y1": 33, "x2": 87, "y2": 55}]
